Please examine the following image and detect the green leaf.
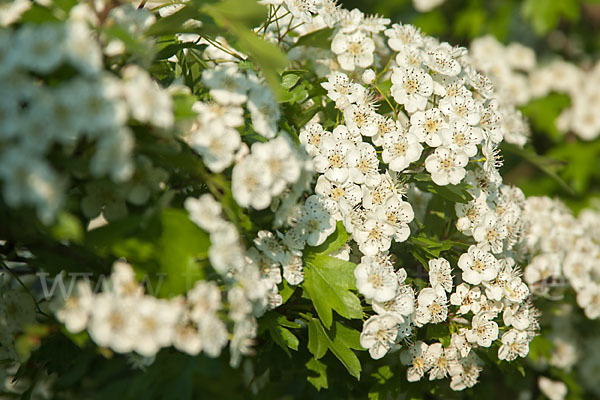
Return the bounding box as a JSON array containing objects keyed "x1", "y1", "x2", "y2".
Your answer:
[
  {"x1": 305, "y1": 221, "x2": 350, "y2": 256},
  {"x1": 307, "y1": 318, "x2": 329, "y2": 360},
  {"x1": 19, "y1": 4, "x2": 61, "y2": 24},
  {"x1": 204, "y1": 1, "x2": 287, "y2": 96},
  {"x1": 528, "y1": 334, "x2": 554, "y2": 361},
  {"x1": 411, "y1": 173, "x2": 473, "y2": 203},
  {"x1": 306, "y1": 358, "x2": 328, "y2": 391},
  {"x1": 413, "y1": 10, "x2": 448, "y2": 36},
  {"x1": 521, "y1": 93, "x2": 571, "y2": 142},
  {"x1": 146, "y1": 6, "x2": 203, "y2": 37},
  {"x1": 172, "y1": 92, "x2": 198, "y2": 121},
  {"x1": 522, "y1": 0, "x2": 580, "y2": 34},
  {"x1": 331, "y1": 321, "x2": 363, "y2": 351},
  {"x1": 547, "y1": 140, "x2": 600, "y2": 194},
  {"x1": 307, "y1": 318, "x2": 362, "y2": 379},
  {"x1": 501, "y1": 142, "x2": 575, "y2": 195},
  {"x1": 293, "y1": 28, "x2": 334, "y2": 49},
  {"x1": 303, "y1": 255, "x2": 361, "y2": 328},
  {"x1": 259, "y1": 312, "x2": 300, "y2": 357},
  {"x1": 51, "y1": 212, "x2": 84, "y2": 244},
  {"x1": 154, "y1": 208, "x2": 210, "y2": 297},
  {"x1": 278, "y1": 280, "x2": 296, "y2": 304},
  {"x1": 155, "y1": 42, "x2": 208, "y2": 61},
  {"x1": 409, "y1": 234, "x2": 452, "y2": 258},
  {"x1": 281, "y1": 73, "x2": 301, "y2": 89}
]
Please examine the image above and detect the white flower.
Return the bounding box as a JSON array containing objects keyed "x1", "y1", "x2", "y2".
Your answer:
[
  {"x1": 412, "y1": 0, "x2": 446, "y2": 13},
  {"x1": 472, "y1": 212, "x2": 508, "y2": 254},
  {"x1": 441, "y1": 119, "x2": 483, "y2": 158},
  {"x1": 228, "y1": 286, "x2": 252, "y2": 323},
  {"x1": 251, "y1": 136, "x2": 301, "y2": 196},
  {"x1": 373, "y1": 284, "x2": 415, "y2": 317},
  {"x1": 321, "y1": 72, "x2": 364, "y2": 110},
  {"x1": 439, "y1": 95, "x2": 480, "y2": 126},
  {"x1": 284, "y1": 0, "x2": 317, "y2": 23},
  {"x1": 378, "y1": 196, "x2": 414, "y2": 242},
  {"x1": 193, "y1": 101, "x2": 244, "y2": 128},
  {"x1": 576, "y1": 283, "x2": 600, "y2": 319},
  {"x1": 281, "y1": 251, "x2": 305, "y2": 285},
  {"x1": 313, "y1": 136, "x2": 354, "y2": 183},
  {"x1": 188, "y1": 121, "x2": 241, "y2": 173},
  {"x1": 315, "y1": 175, "x2": 362, "y2": 219},
  {"x1": 414, "y1": 288, "x2": 448, "y2": 326},
  {"x1": 360, "y1": 314, "x2": 402, "y2": 359},
  {"x1": 88, "y1": 293, "x2": 136, "y2": 353},
  {"x1": 458, "y1": 245, "x2": 499, "y2": 285},
  {"x1": 16, "y1": 23, "x2": 65, "y2": 73},
  {"x1": 188, "y1": 281, "x2": 222, "y2": 323},
  {"x1": 401, "y1": 341, "x2": 430, "y2": 382},
  {"x1": 247, "y1": 247, "x2": 282, "y2": 285},
  {"x1": 343, "y1": 103, "x2": 378, "y2": 137},
  {"x1": 229, "y1": 318, "x2": 257, "y2": 368},
  {"x1": 385, "y1": 23, "x2": 424, "y2": 52},
  {"x1": 450, "y1": 283, "x2": 481, "y2": 315},
  {"x1": 173, "y1": 322, "x2": 203, "y2": 356},
  {"x1": 122, "y1": 65, "x2": 173, "y2": 128},
  {"x1": 247, "y1": 87, "x2": 280, "y2": 139},
  {"x1": 209, "y1": 223, "x2": 246, "y2": 275},
  {"x1": 538, "y1": 377, "x2": 567, "y2": 400},
  {"x1": 498, "y1": 329, "x2": 529, "y2": 361},
  {"x1": 297, "y1": 195, "x2": 336, "y2": 246},
  {"x1": 409, "y1": 108, "x2": 449, "y2": 147},
  {"x1": 449, "y1": 352, "x2": 482, "y2": 391},
  {"x1": 354, "y1": 259, "x2": 398, "y2": 302},
  {"x1": 465, "y1": 312, "x2": 498, "y2": 347},
  {"x1": 503, "y1": 303, "x2": 535, "y2": 331},
  {"x1": 353, "y1": 213, "x2": 395, "y2": 256},
  {"x1": 428, "y1": 258, "x2": 453, "y2": 295},
  {"x1": 423, "y1": 43, "x2": 461, "y2": 76},
  {"x1": 331, "y1": 30, "x2": 375, "y2": 71},
  {"x1": 299, "y1": 122, "x2": 330, "y2": 156},
  {"x1": 52, "y1": 280, "x2": 93, "y2": 334},
  {"x1": 202, "y1": 65, "x2": 249, "y2": 105},
  {"x1": 198, "y1": 314, "x2": 229, "y2": 358},
  {"x1": 231, "y1": 155, "x2": 272, "y2": 209},
  {"x1": 391, "y1": 66, "x2": 434, "y2": 113},
  {"x1": 184, "y1": 194, "x2": 225, "y2": 233},
  {"x1": 381, "y1": 130, "x2": 423, "y2": 172},
  {"x1": 110, "y1": 260, "x2": 143, "y2": 298},
  {"x1": 131, "y1": 297, "x2": 180, "y2": 357},
  {"x1": 425, "y1": 146, "x2": 468, "y2": 186},
  {"x1": 425, "y1": 343, "x2": 457, "y2": 380},
  {"x1": 347, "y1": 142, "x2": 380, "y2": 186}
]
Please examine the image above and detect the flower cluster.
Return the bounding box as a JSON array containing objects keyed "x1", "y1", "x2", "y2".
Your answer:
[
  {"x1": 278, "y1": 4, "x2": 541, "y2": 391},
  {"x1": 0, "y1": 3, "x2": 175, "y2": 223},
  {"x1": 470, "y1": 35, "x2": 600, "y2": 141}
]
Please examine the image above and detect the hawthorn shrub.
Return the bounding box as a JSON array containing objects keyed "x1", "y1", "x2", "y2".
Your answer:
[{"x1": 0, "y1": 1, "x2": 599, "y2": 399}]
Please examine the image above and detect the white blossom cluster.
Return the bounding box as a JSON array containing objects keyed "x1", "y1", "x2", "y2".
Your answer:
[
  {"x1": 0, "y1": 3, "x2": 174, "y2": 223},
  {"x1": 273, "y1": 4, "x2": 542, "y2": 391},
  {"x1": 519, "y1": 197, "x2": 600, "y2": 320},
  {"x1": 470, "y1": 35, "x2": 600, "y2": 141},
  {"x1": 53, "y1": 248, "x2": 267, "y2": 368}
]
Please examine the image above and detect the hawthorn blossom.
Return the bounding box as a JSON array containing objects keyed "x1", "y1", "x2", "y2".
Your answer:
[{"x1": 425, "y1": 146, "x2": 468, "y2": 186}]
